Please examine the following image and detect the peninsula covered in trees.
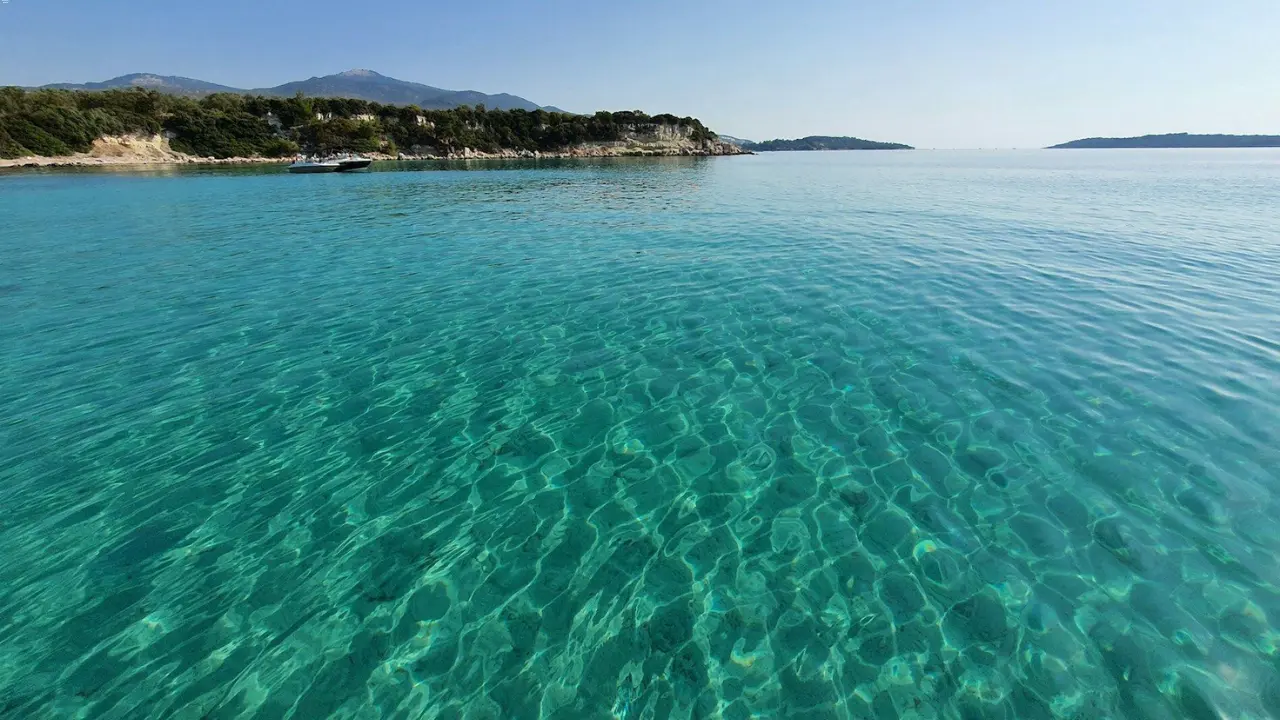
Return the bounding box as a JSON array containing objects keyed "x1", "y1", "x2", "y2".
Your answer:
[
  {"x1": 1049, "y1": 133, "x2": 1280, "y2": 149},
  {"x1": 742, "y1": 135, "x2": 913, "y2": 151},
  {"x1": 0, "y1": 87, "x2": 734, "y2": 161}
]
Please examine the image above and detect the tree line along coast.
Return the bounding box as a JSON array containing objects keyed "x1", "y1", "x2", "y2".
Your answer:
[{"x1": 0, "y1": 87, "x2": 730, "y2": 161}]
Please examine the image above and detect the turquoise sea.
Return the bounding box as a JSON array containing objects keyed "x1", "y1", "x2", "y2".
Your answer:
[{"x1": 2, "y1": 151, "x2": 1279, "y2": 719}]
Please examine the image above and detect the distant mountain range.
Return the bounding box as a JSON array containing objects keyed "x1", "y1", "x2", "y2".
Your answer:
[
  {"x1": 1049, "y1": 133, "x2": 1280, "y2": 149},
  {"x1": 41, "y1": 74, "x2": 242, "y2": 95},
  {"x1": 35, "y1": 69, "x2": 567, "y2": 112},
  {"x1": 742, "y1": 135, "x2": 913, "y2": 151}
]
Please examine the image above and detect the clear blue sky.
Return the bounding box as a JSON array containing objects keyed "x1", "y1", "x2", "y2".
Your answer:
[{"x1": 2, "y1": 0, "x2": 1278, "y2": 148}]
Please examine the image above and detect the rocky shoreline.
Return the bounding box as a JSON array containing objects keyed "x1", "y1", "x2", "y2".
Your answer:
[
  {"x1": 0, "y1": 155, "x2": 287, "y2": 169},
  {"x1": 407, "y1": 140, "x2": 748, "y2": 160},
  {"x1": 1, "y1": 134, "x2": 747, "y2": 170}
]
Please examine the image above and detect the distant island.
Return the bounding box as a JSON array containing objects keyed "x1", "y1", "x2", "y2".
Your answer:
[
  {"x1": 742, "y1": 135, "x2": 913, "y2": 151},
  {"x1": 35, "y1": 69, "x2": 567, "y2": 113},
  {"x1": 0, "y1": 87, "x2": 743, "y2": 166},
  {"x1": 1049, "y1": 133, "x2": 1280, "y2": 149}
]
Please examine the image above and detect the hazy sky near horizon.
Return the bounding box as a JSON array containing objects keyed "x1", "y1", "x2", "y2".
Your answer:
[{"x1": 2, "y1": 0, "x2": 1277, "y2": 148}]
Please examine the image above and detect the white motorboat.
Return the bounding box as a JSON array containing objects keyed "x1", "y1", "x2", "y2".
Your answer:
[
  {"x1": 286, "y1": 155, "x2": 373, "y2": 173},
  {"x1": 287, "y1": 157, "x2": 341, "y2": 174},
  {"x1": 335, "y1": 155, "x2": 373, "y2": 172}
]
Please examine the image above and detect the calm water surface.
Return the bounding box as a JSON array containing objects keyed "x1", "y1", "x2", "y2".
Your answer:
[{"x1": 2, "y1": 151, "x2": 1279, "y2": 719}]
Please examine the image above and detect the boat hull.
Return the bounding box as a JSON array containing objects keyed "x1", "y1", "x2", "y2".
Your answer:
[
  {"x1": 336, "y1": 159, "x2": 373, "y2": 172},
  {"x1": 287, "y1": 164, "x2": 340, "y2": 174}
]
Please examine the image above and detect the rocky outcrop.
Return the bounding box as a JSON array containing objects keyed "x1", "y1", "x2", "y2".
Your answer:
[
  {"x1": 571, "y1": 124, "x2": 745, "y2": 157},
  {"x1": 403, "y1": 125, "x2": 746, "y2": 160}
]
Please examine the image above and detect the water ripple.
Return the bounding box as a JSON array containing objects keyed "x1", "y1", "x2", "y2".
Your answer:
[{"x1": 1, "y1": 151, "x2": 1279, "y2": 718}]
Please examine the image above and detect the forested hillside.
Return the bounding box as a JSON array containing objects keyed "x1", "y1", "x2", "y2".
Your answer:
[{"x1": 0, "y1": 87, "x2": 717, "y2": 159}]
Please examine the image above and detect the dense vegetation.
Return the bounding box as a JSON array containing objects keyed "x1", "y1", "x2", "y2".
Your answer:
[
  {"x1": 0, "y1": 87, "x2": 717, "y2": 159},
  {"x1": 744, "y1": 135, "x2": 912, "y2": 151},
  {"x1": 1049, "y1": 133, "x2": 1280, "y2": 149}
]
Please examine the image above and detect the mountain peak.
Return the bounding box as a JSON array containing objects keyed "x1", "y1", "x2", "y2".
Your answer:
[
  {"x1": 336, "y1": 69, "x2": 383, "y2": 79},
  {"x1": 126, "y1": 74, "x2": 169, "y2": 86}
]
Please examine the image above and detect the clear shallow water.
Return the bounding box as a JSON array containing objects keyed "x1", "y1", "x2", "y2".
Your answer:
[{"x1": 2, "y1": 151, "x2": 1279, "y2": 719}]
